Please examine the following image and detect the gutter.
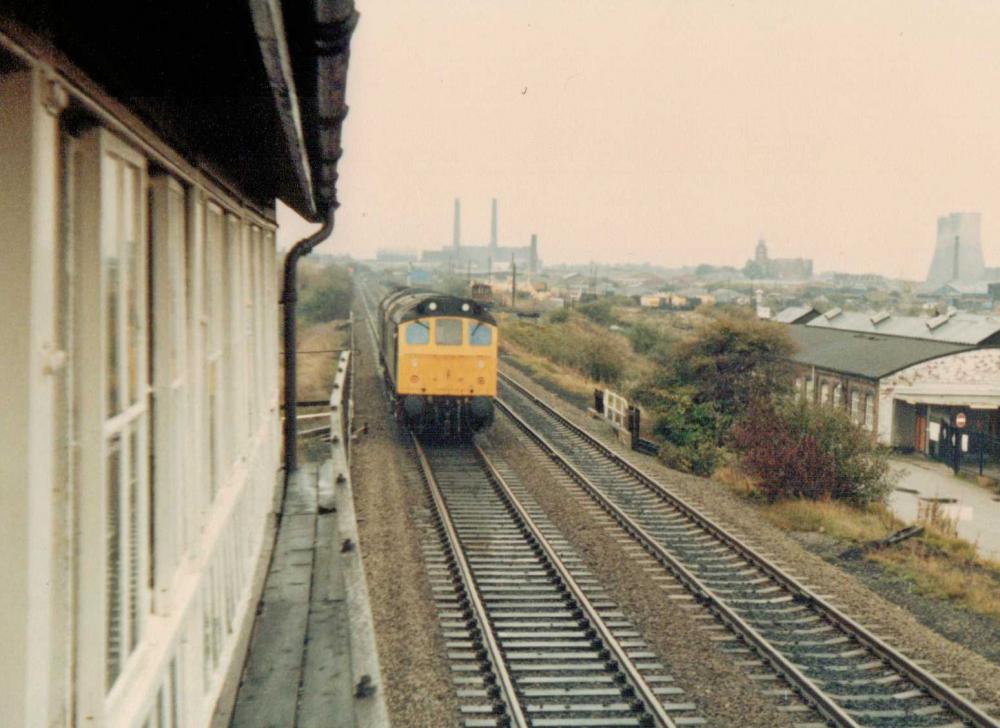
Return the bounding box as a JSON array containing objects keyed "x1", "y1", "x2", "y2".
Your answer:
[{"x1": 282, "y1": 211, "x2": 336, "y2": 476}]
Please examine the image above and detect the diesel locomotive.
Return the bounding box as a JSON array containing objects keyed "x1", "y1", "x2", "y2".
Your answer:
[{"x1": 377, "y1": 288, "x2": 497, "y2": 436}]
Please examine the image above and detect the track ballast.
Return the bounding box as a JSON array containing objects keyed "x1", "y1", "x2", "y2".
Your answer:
[{"x1": 497, "y1": 372, "x2": 999, "y2": 728}]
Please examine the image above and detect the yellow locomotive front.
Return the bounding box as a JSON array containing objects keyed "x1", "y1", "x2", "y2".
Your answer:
[
  {"x1": 379, "y1": 289, "x2": 498, "y2": 436},
  {"x1": 396, "y1": 316, "x2": 497, "y2": 397}
]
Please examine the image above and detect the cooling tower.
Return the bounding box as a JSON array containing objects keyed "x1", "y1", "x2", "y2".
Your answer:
[{"x1": 926, "y1": 212, "x2": 985, "y2": 284}]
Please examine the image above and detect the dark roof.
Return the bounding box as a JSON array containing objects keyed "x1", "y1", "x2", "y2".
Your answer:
[
  {"x1": 785, "y1": 325, "x2": 975, "y2": 380},
  {"x1": 1, "y1": 0, "x2": 356, "y2": 220},
  {"x1": 382, "y1": 289, "x2": 496, "y2": 327}
]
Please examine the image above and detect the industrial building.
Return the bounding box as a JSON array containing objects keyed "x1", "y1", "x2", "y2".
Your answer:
[
  {"x1": 422, "y1": 197, "x2": 541, "y2": 275},
  {"x1": 0, "y1": 3, "x2": 355, "y2": 727}
]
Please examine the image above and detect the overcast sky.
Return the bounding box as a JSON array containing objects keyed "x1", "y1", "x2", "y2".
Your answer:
[{"x1": 279, "y1": 1, "x2": 1000, "y2": 280}]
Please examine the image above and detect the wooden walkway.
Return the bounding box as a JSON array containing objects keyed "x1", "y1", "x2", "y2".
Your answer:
[{"x1": 229, "y1": 459, "x2": 386, "y2": 728}]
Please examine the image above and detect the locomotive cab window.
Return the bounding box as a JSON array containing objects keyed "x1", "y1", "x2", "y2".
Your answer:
[
  {"x1": 469, "y1": 321, "x2": 492, "y2": 346},
  {"x1": 405, "y1": 321, "x2": 429, "y2": 345},
  {"x1": 435, "y1": 318, "x2": 463, "y2": 345}
]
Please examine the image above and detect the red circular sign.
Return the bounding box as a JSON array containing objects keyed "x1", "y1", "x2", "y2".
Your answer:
[{"x1": 956, "y1": 412, "x2": 967, "y2": 428}]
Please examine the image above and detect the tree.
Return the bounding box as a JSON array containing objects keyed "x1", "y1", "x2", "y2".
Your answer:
[
  {"x1": 657, "y1": 311, "x2": 795, "y2": 421},
  {"x1": 631, "y1": 310, "x2": 795, "y2": 476}
]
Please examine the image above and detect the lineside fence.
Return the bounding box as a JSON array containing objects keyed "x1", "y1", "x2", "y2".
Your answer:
[{"x1": 592, "y1": 388, "x2": 659, "y2": 455}]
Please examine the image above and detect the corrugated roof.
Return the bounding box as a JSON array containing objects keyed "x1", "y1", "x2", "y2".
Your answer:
[
  {"x1": 773, "y1": 305, "x2": 817, "y2": 323},
  {"x1": 805, "y1": 309, "x2": 1000, "y2": 345},
  {"x1": 785, "y1": 325, "x2": 974, "y2": 380}
]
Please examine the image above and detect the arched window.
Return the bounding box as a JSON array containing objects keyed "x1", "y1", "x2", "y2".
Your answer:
[
  {"x1": 833, "y1": 383, "x2": 843, "y2": 407},
  {"x1": 865, "y1": 394, "x2": 875, "y2": 430},
  {"x1": 820, "y1": 382, "x2": 830, "y2": 405},
  {"x1": 850, "y1": 391, "x2": 861, "y2": 423},
  {"x1": 805, "y1": 378, "x2": 815, "y2": 403}
]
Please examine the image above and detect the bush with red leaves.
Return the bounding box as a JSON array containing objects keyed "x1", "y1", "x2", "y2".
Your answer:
[{"x1": 730, "y1": 400, "x2": 894, "y2": 505}]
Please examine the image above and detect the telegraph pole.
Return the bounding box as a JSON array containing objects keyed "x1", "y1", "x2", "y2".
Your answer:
[{"x1": 511, "y1": 254, "x2": 517, "y2": 311}]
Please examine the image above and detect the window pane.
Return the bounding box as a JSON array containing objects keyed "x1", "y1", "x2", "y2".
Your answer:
[
  {"x1": 124, "y1": 163, "x2": 143, "y2": 406},
  {"x1": 106, "y1": 433, "x2": 123, "y2": 689},
  {"x1": 105, "y1": 161, "x2": 121, "y2": 416},
  {"x1": 435, "y1": 318, "x2": 462, "y2": 345},
  {"x1": 469, "y1": 321, "x2": 492, "y2": 346},
  {"x1": 128, "y1": 423, "x2": 140, "y2": 650},
  {"x1": 405, "y1": 321, "x2": 429, "y2": 345}
]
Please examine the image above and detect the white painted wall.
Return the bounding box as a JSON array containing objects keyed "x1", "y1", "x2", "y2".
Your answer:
[
  {"x1": 878, "y1": 348, "x2": 1000, "y2": 444},
  {"x1": 1, "y1": 45, "x2": 284, "y2": 728}
]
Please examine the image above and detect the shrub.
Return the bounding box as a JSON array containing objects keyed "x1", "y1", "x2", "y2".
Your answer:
[
  {"x1": 547, "y1": 307, "x2": 571, "y2": 324},
  {"x1": 577, "y1": 299, "x2": 617, "y2": 326},
  {"x1": 627, "y1": 320, "x2": 659, "y2": 356},
  {"x1": 502, "y1": 315, "x2": 629, "y2": 386},
  {"x1": 298, "y1": 264, "x2": 353, "y2": 323},
  {"x1": 668, "y1": 311, "x2": 795, "y2": 420},
  {"x1": 658, "y1": 439, "x2": 721, "y2": 477},
  {"x1": 730, "y1": 400, "x2": 895, "y2": 505},
  {"x1": 579, "y1": 336, "x2": 624, "y2": 383},
  {"x1": 641, "y1": 388, "x2": 724, "y2": 476}
]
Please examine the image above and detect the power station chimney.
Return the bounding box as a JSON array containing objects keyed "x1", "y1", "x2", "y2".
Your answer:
[
  {"x1": 529, "y1": 233, "x2": 538, "y2": 275},
  {"x1": 453, "y1": 198, "x2": 461, "y2": 251},
  {"x1": 490, "y1": 198, "x2": 498, "y2": 250}
]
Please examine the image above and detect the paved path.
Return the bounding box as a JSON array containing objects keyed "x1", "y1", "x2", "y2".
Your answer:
[
  {"x1": 889, "y1": 456, "x2": 1000, "y2": 561},
  {"x1": 230, "y1": 459, "x2": 388, "y2": 728}
]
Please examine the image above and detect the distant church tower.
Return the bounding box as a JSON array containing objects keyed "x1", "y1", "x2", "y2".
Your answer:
[
  {"x1": 926, "y1": 212, "x2": 985, "y2": 284},
  {"x1": 755, "y1": 239, "x2": 769, "y2": 265}
]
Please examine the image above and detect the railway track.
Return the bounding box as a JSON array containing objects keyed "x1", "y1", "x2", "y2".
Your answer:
[
  {"x1": 496, "y1": 372, "x2": 1000, "y2": 728},
  {"x1": 408, "y1": 434, "x2": 706, "y2": 727}
]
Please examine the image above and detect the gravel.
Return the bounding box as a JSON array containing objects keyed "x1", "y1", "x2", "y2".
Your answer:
[
  {"x1": 498, "y1": 363, "x2": 1000, "y2": 718},
  {"x1": 351, "y1": 307, "x2": 459, "y2": 728},
  {"x1": 483, "y1": 421, "x2": 803, "y2": 727}
]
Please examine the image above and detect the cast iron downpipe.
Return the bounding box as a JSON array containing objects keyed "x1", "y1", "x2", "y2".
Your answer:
[{"x1": 282, "y1": 212, "x2": 336, "y2": 476}]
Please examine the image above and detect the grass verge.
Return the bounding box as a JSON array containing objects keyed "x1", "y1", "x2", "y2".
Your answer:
[{"x1": 716, "y1": 465, "x2": 1000, "y2": 621}]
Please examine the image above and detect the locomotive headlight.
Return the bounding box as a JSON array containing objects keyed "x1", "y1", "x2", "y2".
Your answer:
[
  {"x1": 461, "y1": 303, "x2": 470, "y2": 312},
  {"x1": 477, "y1": 359, "x2": 485, "y2": 369},
  {"x1": 428, "y1": 301, "x2": 438, "y2": 311},
  {"x1": 411, "y1": 358, "x2": 418, "y2": 367}
]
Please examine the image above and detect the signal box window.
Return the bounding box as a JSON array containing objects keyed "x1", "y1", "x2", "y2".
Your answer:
[
  {"x1": 406, "y1": 321, "x2": 429, "y2": 345},
  {"x1": 435, "y1": 318, "x2": 463, "y2": 345},
  {"x1": 469, "y1": 322, "x2": 492, "y2": 346}
]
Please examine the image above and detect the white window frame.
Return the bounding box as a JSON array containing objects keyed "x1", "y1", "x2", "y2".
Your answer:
[
  {"x1": 71, "y1": 128, "x2": 152, "y2": 719},
  {"x1": 149, "y1": 174, "x2": 189, "y2": 614},
  {"x1": 204, "y1": 203, "x2": 226, "y2": 498}
]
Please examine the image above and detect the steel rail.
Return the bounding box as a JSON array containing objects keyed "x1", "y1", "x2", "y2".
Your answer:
[
  {"x1": 494, "y1": 397, "x2": 861, "y2": 727},
  {"x1": 473, "y1": 441, "x2": 678, "y2": 728},
  {"x1": 410, "y1": 434, "x2": 530, "y2": 728},
  {"x1": 498, "y1": 371, "x2": 1000, "y2": 728}
]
